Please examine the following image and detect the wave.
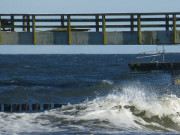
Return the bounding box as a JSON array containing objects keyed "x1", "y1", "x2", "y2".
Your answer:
[
  {"x1": 56, "y1": 86, "x2": 180, "y2": 133},
  {"x1": 0, "y1": 84, "x2": 180, "y2": 134}
]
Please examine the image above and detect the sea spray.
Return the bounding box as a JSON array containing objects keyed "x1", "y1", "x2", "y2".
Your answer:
[
  {"x1": 0, "y1": 84, "x2": 180, "y2": 134},
  {"x1": 0, "y1": 54, "x2": 180, "y2": 134}
]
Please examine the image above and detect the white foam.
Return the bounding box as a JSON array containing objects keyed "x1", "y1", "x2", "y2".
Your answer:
[
  {"x1": 102, "y1": 80, "x2": 114, "y2": 85},
  {"x1": 0, "y1": 84, "x2": 180, "y2": 134}
]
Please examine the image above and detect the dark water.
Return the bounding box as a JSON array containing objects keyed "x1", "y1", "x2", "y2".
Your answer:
[{"x1": 0, "y1": 54, "x2": 180, "y2": 134}]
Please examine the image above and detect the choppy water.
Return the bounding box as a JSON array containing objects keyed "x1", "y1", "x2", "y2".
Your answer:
[{"x1": 0, "y1": 54, "x2": 180, "y2": 134}]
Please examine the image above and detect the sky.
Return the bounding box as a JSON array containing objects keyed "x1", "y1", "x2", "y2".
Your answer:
[{"x1": 1, "y1": 0, "x2": 180, "y2": 54}]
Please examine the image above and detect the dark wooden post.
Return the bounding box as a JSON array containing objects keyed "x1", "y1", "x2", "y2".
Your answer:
[
  {"x1": 12, "y1": 104, "x2": 20, "y2": 112},
  {"x1": 138, "y1": 15, "x2": 142, "y2": 44},
  {"x1": 32, "y1": 15, "x2": 36, "y2": 45},
  {"x1": 173, "y1": 14, "x2": 177, "y2": 44},
  {"x1": 130, "y1": 15, "x2": 134, "y2": 31},
  {"x1": 43, "y1": 104, "x2": 51, "y2": 110},
  {"x1": 102, "y1": 15, "x2": 107, "y2": 45},
  {"x1": 54, "y1": 104, "x2": 63, "y2": 108},
  {"x1": 23, "y1": 15, "x2": 27, "y2": 32},
  {"x1": 32, "y1": 104, "x2": 40, "y2": 111},
  {"x1": 27, "y1": 15, "x2": 30, "y2": 32},
  {"x1": 11, "y1": 15, "x2": 15, "y2": 31},
  {"x1": 61, "y1": 15, "x2": 65, "y2": 28},
  {"x1": 21, "y1": 104, "x2": 29, "y2": 111},
  {"x1": 96, "y1": 15, "x2": 99, "y2": 32},
  {"x1": 67, "y1": 15, "x2": 71, "y2": 45},
  {"x1": 0, "y1": 16, "x2": 2, "y2": 45},
  {"x1": 165, "y1": 14, "x2": 169, "y2": 31},
  {"x1": 4, "y1": 104, "x2": 11, "y2": 112}
]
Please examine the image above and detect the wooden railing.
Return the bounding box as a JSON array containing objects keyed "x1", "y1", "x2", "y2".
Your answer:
[
  {"x1": 0, "y1": 13, "x2": 180, "y2": 32},
  {"x1": 0, "y1": 12, "x2": 180, "y2": 45}
]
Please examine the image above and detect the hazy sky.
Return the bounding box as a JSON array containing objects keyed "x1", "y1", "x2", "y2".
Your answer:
[
  {"x1": 1, "y1": 0, "x2": 180, "y2": 54},
  {"x1": 1, "y1": 0, "x2": 180, "y2": 14}
]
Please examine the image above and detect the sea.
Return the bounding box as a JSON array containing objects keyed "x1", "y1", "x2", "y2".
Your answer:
[{"x1": 0, "y1": 54, "x2": 180, "y2": 135}]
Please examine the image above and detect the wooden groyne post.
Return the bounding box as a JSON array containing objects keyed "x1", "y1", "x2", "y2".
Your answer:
[{"x1": 0, "y1": 104, "x2": 65, "y2": 112}]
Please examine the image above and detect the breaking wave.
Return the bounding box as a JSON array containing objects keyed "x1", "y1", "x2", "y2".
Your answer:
[{"x1": 0, "y1": 84, "x2": 180, "y2": 134}]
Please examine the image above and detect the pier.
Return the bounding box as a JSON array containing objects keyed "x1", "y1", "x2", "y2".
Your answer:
[
  {"x1": 0, "y1": 12, "x2": 180, "y2": 45},
  {"x1": 128, "y1": 62, "x2": 180, "y2": 85},
  {"x1": 128, "y1": 62, "x2": 180, "y2": 73}
]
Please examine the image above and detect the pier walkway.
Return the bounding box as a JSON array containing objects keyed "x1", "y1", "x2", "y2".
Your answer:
[{"x1": 1, "y1": 12, "x2": 180, "y2": 45}]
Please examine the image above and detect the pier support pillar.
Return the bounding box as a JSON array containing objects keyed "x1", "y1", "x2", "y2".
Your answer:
[
  {"x1": 67, "y1": 15, "x2": 71, "y2": 45},
  {"x1": 138, "y1": 15, "x2": 142, "y2": 44},
  {"x1": 102, "y1": 15, "x2": 107, "y2": 45},
  {"x1": 173, "y1": 14, "x2": 177, "y2": 44},
  {"x1": 32, "y1": 15, "x2": 36, "y2": 45}
]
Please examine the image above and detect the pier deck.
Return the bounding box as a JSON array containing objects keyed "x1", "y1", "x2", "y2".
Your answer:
[{"x1": 1, "y1": 12, "x2": 180, "y2": 45}]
